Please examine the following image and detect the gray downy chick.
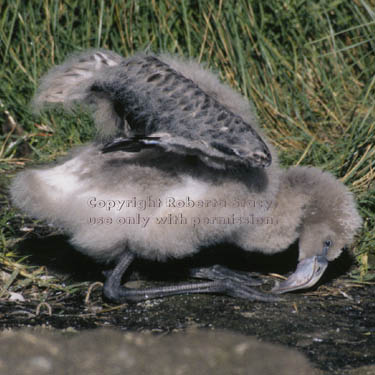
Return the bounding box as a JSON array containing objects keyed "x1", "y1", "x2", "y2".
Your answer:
[
  {"x1": 32, "y1": 49, "x2": 272, "y2": 170},
  {"x1": 10, "y1": 143, "x2": 362, "y2": 302}
]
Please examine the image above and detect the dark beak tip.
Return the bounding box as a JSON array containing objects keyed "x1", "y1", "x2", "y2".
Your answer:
[{"x1": 271, "y1": 281, "x2": 289, "y2": 294}]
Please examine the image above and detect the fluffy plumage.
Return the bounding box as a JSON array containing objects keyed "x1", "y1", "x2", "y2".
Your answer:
[
  {"x1": 32, "y1": 49, "x2": 272, "y2": 170},
  {"x1": 11, "y1": 143, "x2": 362, "y2": 301},
  {"x1": 11, "y1": 146, "x2": 279, "y2": 262}
]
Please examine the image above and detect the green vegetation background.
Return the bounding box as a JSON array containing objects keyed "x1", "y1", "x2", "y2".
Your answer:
[{"x1": 0, "y1": 0, "x2": 374, "y2": 297}]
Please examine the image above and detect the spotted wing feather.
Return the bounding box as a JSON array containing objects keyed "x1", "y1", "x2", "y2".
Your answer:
[{"x1": 94, "y1": 56, "x2": 271, "y2": 168}]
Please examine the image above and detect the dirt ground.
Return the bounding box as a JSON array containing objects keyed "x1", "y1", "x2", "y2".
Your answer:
[{"x1": 0, "y1": 232, "x2": 374, "y2": 375}]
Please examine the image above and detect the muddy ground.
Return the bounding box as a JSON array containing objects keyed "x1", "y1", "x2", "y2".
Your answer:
[{"x1": 0, "y1": 232, "x2": 374, "y2": 374}]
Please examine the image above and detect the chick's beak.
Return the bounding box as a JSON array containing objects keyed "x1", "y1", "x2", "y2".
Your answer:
[{"x1": 271, "y1": 255, "x2": 328, "y2": 294}]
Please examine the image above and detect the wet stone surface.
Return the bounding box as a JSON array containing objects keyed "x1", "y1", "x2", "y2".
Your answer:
[{"x1": 0, "y1": 328, "x2": 318, "y2": 375}]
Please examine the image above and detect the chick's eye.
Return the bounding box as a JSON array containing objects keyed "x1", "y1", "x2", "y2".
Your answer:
[{"x1": 324, "y1": 240, "x2": 332, "y2": 248}]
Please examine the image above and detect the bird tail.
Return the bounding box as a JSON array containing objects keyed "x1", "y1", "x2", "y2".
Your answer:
[{"x1": 32, "y1": 49, "x2": 125, "y2": 139}]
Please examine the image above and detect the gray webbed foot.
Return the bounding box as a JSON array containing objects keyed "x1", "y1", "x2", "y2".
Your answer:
[
  {"x1": 103, "y1": 253, "x2": 280, "y2": 303},
  {"x1": 189, "y1": 265, "x2": 280, "y2": 302}
]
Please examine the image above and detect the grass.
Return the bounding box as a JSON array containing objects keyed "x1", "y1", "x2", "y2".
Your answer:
[{"x1": 0, "y1": 0, "x2": 374, "y2": 300}]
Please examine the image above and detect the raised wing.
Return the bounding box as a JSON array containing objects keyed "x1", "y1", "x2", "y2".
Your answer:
[
  {"x1": 33, "y1": 50, "x2": 272, "y2": 169},
  {"x1": 95, "y1": 55, "x2": 272, "y2": 168}
]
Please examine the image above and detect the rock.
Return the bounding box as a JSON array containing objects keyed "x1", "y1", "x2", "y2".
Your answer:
[{"x1": 0, "y1": 328, "x2": 318, "y2": 375}]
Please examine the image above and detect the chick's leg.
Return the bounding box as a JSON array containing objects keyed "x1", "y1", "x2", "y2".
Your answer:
[{"x1": 103, "y1": 252, "x2": 279, "y2": 303}]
